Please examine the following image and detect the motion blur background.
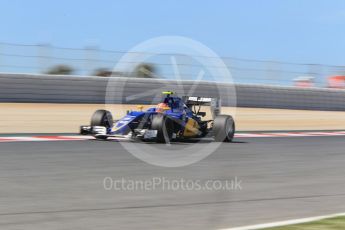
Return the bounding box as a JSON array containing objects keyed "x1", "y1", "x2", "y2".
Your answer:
[
  {"x1": 2, "y1": 41, "x2": 345, "y2": 87},
  {"x1": 2, "y1": 0, "x2": 345, "y2": 88}
]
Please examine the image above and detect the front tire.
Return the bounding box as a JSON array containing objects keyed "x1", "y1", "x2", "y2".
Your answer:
[
  {"x1": 91, "y1": 110, "x2": 113, "y2": 128},
  {"x1": 213, "y1": 115, "x2": 235, "y2": 142},
  {"x1": 91, "y1": 110, "x2": 113, "y2": 140},
  {"x1": 151, "y1": 114, "x2": 174, "y2": 143}
]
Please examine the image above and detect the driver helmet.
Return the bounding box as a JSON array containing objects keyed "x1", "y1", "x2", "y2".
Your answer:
[{"x1": 156, "y1": 103, "x2": 170, "y2": 113}]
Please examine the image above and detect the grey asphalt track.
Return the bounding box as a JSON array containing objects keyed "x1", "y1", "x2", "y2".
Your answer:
[{"x1": 0, "y1": 136, "x2": 345, "y2": 230}]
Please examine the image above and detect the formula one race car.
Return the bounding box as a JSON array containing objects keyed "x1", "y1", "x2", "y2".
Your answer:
[{"x1": 80, "y1": 92, "x2": 235, "y2": 143}]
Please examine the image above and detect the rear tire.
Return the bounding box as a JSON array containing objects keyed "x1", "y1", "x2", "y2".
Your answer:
[
  {"x1": 213, "y1": 115, "x2": 235, "y2": 142},
  {"x1": 151, "y1": 114, "x2": 174, "y2": 143}
]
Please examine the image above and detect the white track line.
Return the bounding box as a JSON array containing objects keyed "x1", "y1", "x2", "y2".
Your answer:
[
  {"x1": 0, "y1": 131, "x2": 345, "y2": 143},
  {"x1": 58, "y1": 135, "x2": 94, "y2": 139},
  {"x1": 219, "y1": 212, "x2": 345, "y2": 230},
  {"x1": 234, "y1": 131, "x2": 345, "y2": 138}
]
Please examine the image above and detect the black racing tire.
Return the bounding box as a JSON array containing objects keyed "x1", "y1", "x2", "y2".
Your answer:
[
  {"x1": 91, "y1": 110, "x2": 113, "y2": 140},
  {"x1": 91, "y1": 110, "x2": 113, "y2": 128},
  {"x1": 151, "y1": 114, "x2": 174, "y2": 143},
  {"x1": 213, "y1": 115, "x2": 235, "y2": 142}
]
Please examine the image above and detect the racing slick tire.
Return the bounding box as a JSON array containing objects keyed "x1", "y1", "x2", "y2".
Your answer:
[
  {"x1": 151, "y1": 114, "x2": 174, "y2": 143},
  {"x1": 213, "y1": 115, "x2": 235, "y2": 142},
  {"x1": 91, "y1": 110, "x2": 113, "y2": 140},
  {"x1": 91, "y1": 110, "x2": 113, "y2": 128}
]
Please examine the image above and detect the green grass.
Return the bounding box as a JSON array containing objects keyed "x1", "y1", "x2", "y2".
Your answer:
[{"x1": 264, "y1": 216, "x2": 345, "y2": 230}]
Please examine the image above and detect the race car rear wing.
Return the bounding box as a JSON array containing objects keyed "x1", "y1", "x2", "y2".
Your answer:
[{"x1": 182, "y1": 96, "x2": 221, "y2": 119}]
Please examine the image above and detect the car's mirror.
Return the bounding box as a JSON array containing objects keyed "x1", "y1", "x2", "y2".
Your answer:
[{"x1": 197, "y1": 112, "x2": 206, "y2": 117}]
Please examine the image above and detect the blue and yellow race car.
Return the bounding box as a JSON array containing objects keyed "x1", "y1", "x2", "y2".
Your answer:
[{"x1": 80, "y1": 92, "x2": 235, "y2": 143}]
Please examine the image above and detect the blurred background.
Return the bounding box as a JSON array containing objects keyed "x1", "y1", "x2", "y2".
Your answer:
[
  {"x1": 2, "y1": 0, "x2": 345, "y2": 88},
  {"x1": 1, "y1": 41, "x2": 345, "y2": 88}
]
